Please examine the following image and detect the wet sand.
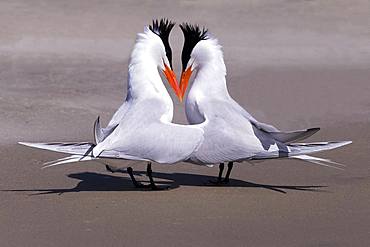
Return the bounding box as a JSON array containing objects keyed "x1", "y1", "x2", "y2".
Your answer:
[{"x1": 1, "y1": 1, "x2": 370, "y2": 246}]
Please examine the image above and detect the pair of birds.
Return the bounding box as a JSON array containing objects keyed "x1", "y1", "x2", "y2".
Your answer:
[{"x1": 20, "y1": 19, "x2": 351, "y2": 190}]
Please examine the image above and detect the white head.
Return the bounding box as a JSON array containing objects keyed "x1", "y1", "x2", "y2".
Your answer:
[
  {"x1": 129, "y1": 19, "x2": 181, "y2": 99},
  {"x1": 179, "y1": 23, "x2": 226, "y2": 98}
]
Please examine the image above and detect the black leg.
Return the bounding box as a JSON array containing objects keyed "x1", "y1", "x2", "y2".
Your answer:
[
  {"x1": 106, "y1": 163, "x2": 165, "y2": 190},
  {"x1": 127, "y1": 167, "x2": 146, "y2": 188},
  {"x1": 146, "y1": 162, "x2": 157, "y2": 190},
  {"x1": 106, "y1": 164, "x2": 122, "y2": 173},
  {"x1": 218, "y1": 163, "x2": 225, "y2": 183},
  {"x1": 105, "y1": 164, "x2": 115, "y2": 173},
  {"x1": 146, "y1": 162, "x2": 168, "y2": 190},
  {"x1": 209, "y1": 163, "x2": 225, "y2": 184},
  {"x1": 223, "y1": 162, "x2": 234, "y2": 184}
]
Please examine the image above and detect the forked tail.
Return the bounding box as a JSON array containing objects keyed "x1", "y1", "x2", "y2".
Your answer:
[
  {"x1": 18, "y1": 116, "x2": 116, "y2": 168},
  {"x1": 287, "y1": 141, "x2": 352, "y2": 169},
  {"x1": 252, "y1": 141, "x2": 352, "y2": 169},
  {"x1": 18, "y1": 142, "x2": 97, "y2": 168},
  {"x1": 290, "y1": 154, "x2": 346, "y2": 170}
]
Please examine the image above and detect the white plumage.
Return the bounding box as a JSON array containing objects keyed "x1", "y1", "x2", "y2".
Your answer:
[
  {"x1": 19, "y1": 21, "x2": 352, "y2": 189},
  {"x1": 20, "y1": 25, "x2": 204, "y2": 168},
  {"x1": 179, "y1": 30, "x2": 351, "y2": 168}
]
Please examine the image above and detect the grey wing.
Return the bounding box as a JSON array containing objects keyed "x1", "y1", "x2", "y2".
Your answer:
[
  {"x1": 95, "y1": 101, "x2": 131, "y2": 143},
  {"x1": 107, "y1": 101, "x2": 130, "y2": 128},
  {"x1": 18, "y1": 141, "x2": 148, "y2": 161},
  {"x1": 229, "y1": 98, "x2": 319, "y2": 143},
  {"x1": 19, "y1": 142, "x2": 95, "y2": 156},
  {"x1": 190, "y1": 100, "x2": 266, "y2": 164},
  {"x1": 268, "y1": 128, "x2": 320, "y2": 143},
  {"x1": 229, "y1": 98, "x2": 279, "y2": 131},
  {"x1": 108, "y1": 121, "x2": 204, "y2": 164},
  {"x1": 252, "y1": 141, "x2": 352, "y2": 160},
  {"x1": 94, "y1": 116, "x2": 118, "y2": 144},
  {"x1": 190, "y1": 124, "x2": 259, "y2": 164},
  {"x1": 94, "y1": 98, "x2": 204, "y2": 164}
]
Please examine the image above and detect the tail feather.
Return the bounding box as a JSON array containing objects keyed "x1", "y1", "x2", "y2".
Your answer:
[
  {"x1": 287, "y1": 141, "x2": 351, "y2": 170},
  {"x1": 42, "y1": 155, "x2": 95, "y2": 168},
  {"x1": 290, "y1": 154, "x2": 345, "y2": 170},
  {"x1": 252, "y1": 141, "x2": 351, "y2": 169},
  {"x1": 43, "y1": 155, "x2": 78, "y2": 166}
]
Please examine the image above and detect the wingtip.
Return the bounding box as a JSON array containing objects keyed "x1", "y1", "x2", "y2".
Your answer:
[
  {"x1": 18, "y1": 142, "x2": 32, "y2": 147},
  {"x1": 332, "y1": 140, "x2": 352, "y2": 146},
  {"x1": 94, "y1": 116, "x2": 100, "y2": 126},
  {"x1": 93, "y1": 116, "x2": 101, "y2": 145}
]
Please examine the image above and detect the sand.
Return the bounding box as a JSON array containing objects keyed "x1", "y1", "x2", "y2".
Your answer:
[{"x1": 1, "y1": 1, "x2": 370, "y2": 246}]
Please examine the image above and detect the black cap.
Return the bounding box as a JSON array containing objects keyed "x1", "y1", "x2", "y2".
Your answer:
[
  {"x1": 149, "y1": 18, "x2": 176, "y2": 69},
  {"x1": 179, "y1": 23, "x2": 208, "y2": 71}
]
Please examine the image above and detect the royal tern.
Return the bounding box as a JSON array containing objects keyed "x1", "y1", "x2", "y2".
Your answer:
[
  {"x1": 179, "y1": 23, "x2": 351, "y2": 184},
  {"x1": 20, "y1": 19, "x2": 204, "y2": 189}
]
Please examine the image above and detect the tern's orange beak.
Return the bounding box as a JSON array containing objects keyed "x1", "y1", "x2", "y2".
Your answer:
[
  {"x1": 163, "y1": 63, "x2": 182, "y2": 102},
  {"x1": 180, "y1": 67, "x2": 192, "y2": 100}
]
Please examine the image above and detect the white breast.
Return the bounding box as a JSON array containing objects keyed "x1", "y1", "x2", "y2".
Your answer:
[{"x1": 185, "y1": 86, "x2": 206, "y2": 124}]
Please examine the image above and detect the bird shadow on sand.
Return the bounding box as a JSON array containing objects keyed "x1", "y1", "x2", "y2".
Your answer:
[{"x1": 3, "y1": 170, "x2": 327, "y2": 195}]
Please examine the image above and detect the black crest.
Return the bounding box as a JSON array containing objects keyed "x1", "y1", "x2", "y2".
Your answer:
[
  {"x1": 179, "y1": 23, "x2": 208, "y2": 71},
  {"x1": 149, "y1": 18, "x2": 175, "y2": 68}
]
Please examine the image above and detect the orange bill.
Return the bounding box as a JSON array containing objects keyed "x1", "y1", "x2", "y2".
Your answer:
[
  {"x1": 180, "y1": 67, "x2": 192, "y2": 99},
  {"x1": 163, "y1": 63, "x2": 182, "y2": 101}
]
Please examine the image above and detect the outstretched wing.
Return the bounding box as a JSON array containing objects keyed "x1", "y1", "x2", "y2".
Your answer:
[
  {"x1": 93, "y1": 116, "x2": 118, "y2": 144},
  {"x1": 19, "y1": 142, "x2": 95, "y2": 156},
  {"x1": 92, "y1": 97, "x2": 205, "y2": 164},
  {"x1": 268, "y1": 128, "x2": 320, "y2": 143},
  {"x1": 97, "y1": 121, "x2": 205, "y2": 164},
  {"x1": 252, "y1": 141, "x2": 352, "y2": 160},
  {"x1": 18, "y1": 141, "x2": 151, "y2": 169},
  {"x1": 229, "y1": 98, "x2": 319, "y2": 143},
  {"x1": 94, "y1": 101, "x2": 131, "y2": 143}
]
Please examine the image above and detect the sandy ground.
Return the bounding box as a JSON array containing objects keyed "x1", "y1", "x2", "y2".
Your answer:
[{"x1": 1, "y1": 1, "x2": 370, "y2": 246}]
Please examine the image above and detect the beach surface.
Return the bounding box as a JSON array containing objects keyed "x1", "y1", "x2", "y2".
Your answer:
[{"x1": 1, "y1": 1, "x2": 369, "y2": 246}]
